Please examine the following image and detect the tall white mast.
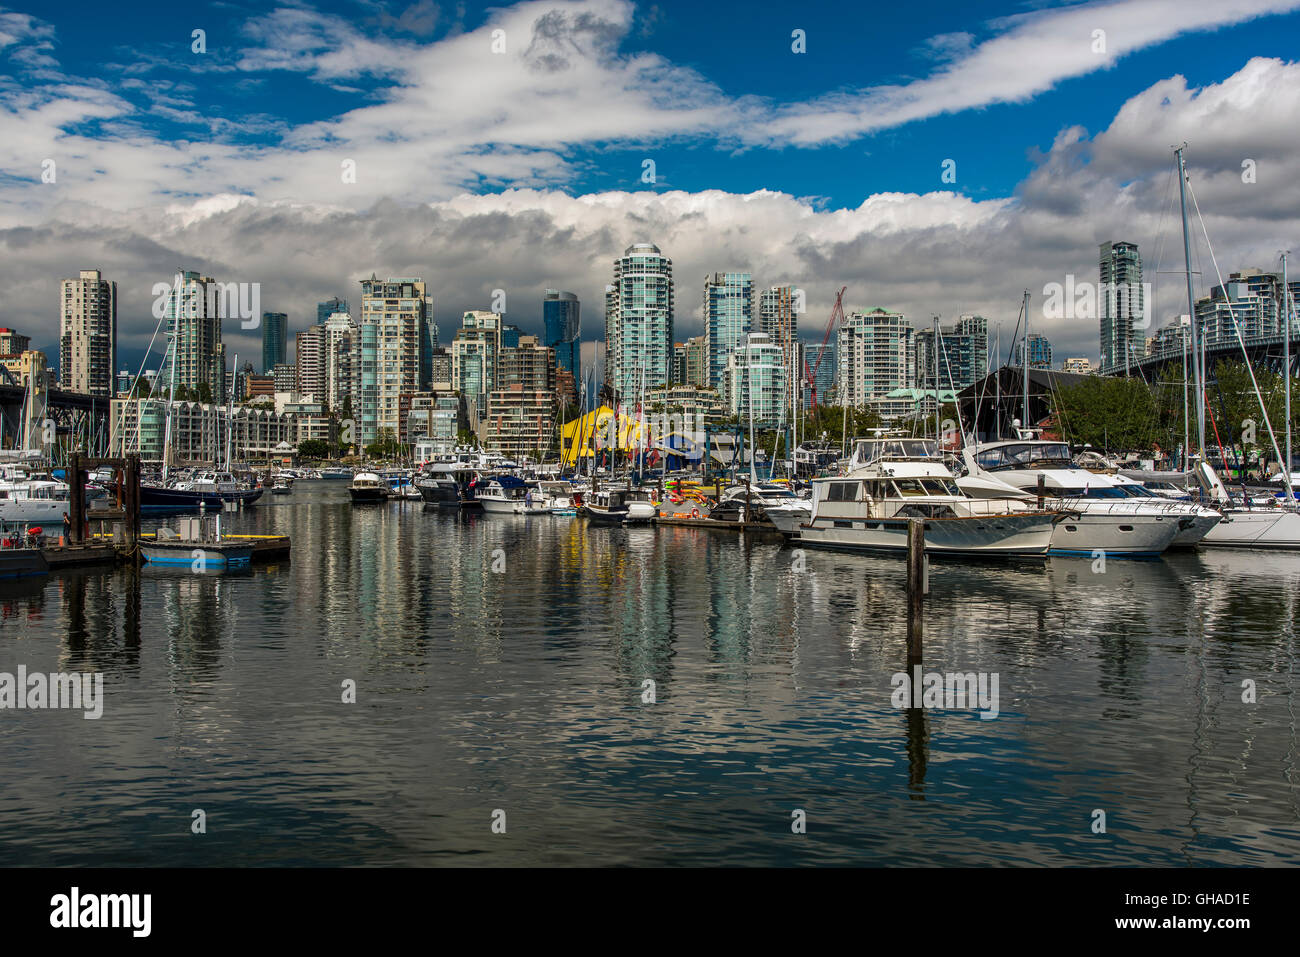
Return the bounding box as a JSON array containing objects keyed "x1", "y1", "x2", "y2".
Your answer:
[
  {"x1": 1021, "y1": 289, "x2": 1030, "y2": 434},
  {"x1": 1176, "y1": 145, "x2": 1206, "y2": 458},
  {"x1": 1283, "y1": 250, "x2": 1294, "y2": 503},
  {"x1": 161, "y1": 271, "x2": 182, "y2": 482}
]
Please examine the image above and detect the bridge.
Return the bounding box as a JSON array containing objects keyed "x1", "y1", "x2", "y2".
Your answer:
[
  {"x1": 1101, "y1": 330, "x2": 1300, "y2": 381},
  {"x1": 0, "y1": 366, "x2": 113, "y2": 453}
]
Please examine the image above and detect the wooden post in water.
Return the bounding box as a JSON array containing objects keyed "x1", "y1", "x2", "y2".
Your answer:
[
  {"x1": 68, "y1": 452, "x2": 86, "y2": 545},
  {"x1": 906, "y1": 518, "x2": 926, "y2": 669},
  {"x1": 126, "y1": 454, "x2": 141, "y2": 554},
  {"x1": 742, "y1": 476, "x2": 751, "y2": 525},
  {"x1": 1036, "y1": 473, "x2": 1045, "y2": 511}
]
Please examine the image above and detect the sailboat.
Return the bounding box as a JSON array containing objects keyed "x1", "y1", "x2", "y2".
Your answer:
[{"x1": 1167, "y1": 148, "x2": 1300, "y2": 548}]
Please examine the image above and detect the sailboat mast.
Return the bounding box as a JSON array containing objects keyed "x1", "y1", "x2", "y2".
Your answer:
[
  {"x1": 1283, "y1": 250, "x2": 1294, "y2": 503},
  {"x1": 1021, "y1": 289, "x2": 1030, "y2": 434},
  {"x1": 161, "y1": 271, "x2": 182, "y2": 482},
  {"x1": 932, "y1": 315, "x2": 941, "y2": 443},
  {"x1": 1176, "y1": 145, "x2": 1206, "y2": 458}
]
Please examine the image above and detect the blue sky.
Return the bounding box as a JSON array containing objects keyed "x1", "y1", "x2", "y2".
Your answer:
[{"x1": 2, "y1": 0, "x2": 1299, "y2": 370}]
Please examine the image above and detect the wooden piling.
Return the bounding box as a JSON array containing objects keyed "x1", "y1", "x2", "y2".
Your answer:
[
  {"x1": 1036, "y1": 473, "x2": 1046, "y2": 510},
  {"x1": 906, "y1": 518, "x2": 925, "y2": 669},
  {"x1": 68, "y1": 452, "x2": 86, "y2": 545}
]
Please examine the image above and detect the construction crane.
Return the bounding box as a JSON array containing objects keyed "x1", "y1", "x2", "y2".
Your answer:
[{"x1": 804, "y1": 286, "x2": 846, "y2": 408}]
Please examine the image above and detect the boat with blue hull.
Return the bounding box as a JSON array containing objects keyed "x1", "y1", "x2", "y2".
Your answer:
[
  {"x1": 140, "y1": 539, "x2": 254, "y2": 568},
  {"x1": 0, "y1": 545, "x2": 49, "y2": 580}
]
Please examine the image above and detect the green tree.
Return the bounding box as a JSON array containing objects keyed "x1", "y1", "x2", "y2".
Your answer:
[
  {"x1": 196, "y1": 381, "x2": 214, "y2": 404},
  {"x1": 297, "y1": 439, "x2": 330, "y2": 460}
]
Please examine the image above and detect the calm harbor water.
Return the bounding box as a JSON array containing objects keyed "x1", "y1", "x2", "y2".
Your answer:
[{"x1": 2, "y1": 481, "x2": 1298, "y2": 867}]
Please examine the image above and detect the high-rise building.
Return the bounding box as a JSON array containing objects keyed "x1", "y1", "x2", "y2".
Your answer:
[
  {"x1": 59, "y1": 269, "x2": 117, "y2": 397},
  {"x1": 724, "y1": 333, "x2": 787, "y2": 428},
  {"x1": 704, "y1": 271, "x2": 754, "y2": 388},
  {"x1": 1017, "y1": 333, "x2": 1053, "y2": 370},
  {"x1": 1099, "y1": 241, "x2": 1144, "y2": 373},
  {"x1": 682, "y1": 335, "x2": 709, "y2": 388},
  {"x1": 295, "y1": 324, "x2": 327, "y2": 400},
  {"x1": 321, "y1": 312, "x2": 359, "y2": 413},
  {"x1": 1194, "y1": 269, "x2": 1300, "y2": 347},
  {"x1": 262, "y1": 312, "x2": 288, "y2": 373},
  {"x1": 357, "y1": 275, "x2": 435, "y2": 446},
  {"x1": 805, "y1": 341, "x2": 836, "y2": 408},
  {"x1": 452, "y1": 310, "x2": 504, "y2": 429},
  {"x1": 161, "y1": 270, "x2": 225, "y2": 400},
  {"x1": 838, "y1": 308, "x2": 914, "y2": 409},
  {"x1": 543, "y1": 290, "x2": 580, "y2": 378},
  {"x1": 758, "y1": 284, "x2": 798, "y2": 349},
  {"x1": 317, "y1": 296, "x2": 349, "y2": 325},
  {"x1": 272, "y1": 363, "x2": 296, "y2": 394},
  {"x1": 605, "y1": 243, "x2": 673, "y2": 403},
  {"x1": 916, "y1": 314, "x2": 989, "y2": 391},
  {"x1": 484, "y1": 335, "x2": 557, "y2": 461}
]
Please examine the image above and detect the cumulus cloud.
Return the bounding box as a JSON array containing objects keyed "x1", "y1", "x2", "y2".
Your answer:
[{"x1": 0, "y1": 1, "x2": 1296, "y2": 373}]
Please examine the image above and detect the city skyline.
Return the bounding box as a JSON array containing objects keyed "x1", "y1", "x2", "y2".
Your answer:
[{"x1": 1, "y1": 1, "x2": 1298, "y2": 379}]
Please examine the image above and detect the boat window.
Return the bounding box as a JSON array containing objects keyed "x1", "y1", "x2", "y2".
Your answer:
[
  {"x1": 825, "y1": 481, "x2": 859, "y2": 502},
  {"x1": 892, "y1": 480, "x2": 927, "y2": 497},
  {"x1": 921, "y1": 479, "x2": 957, "y2": 495}
]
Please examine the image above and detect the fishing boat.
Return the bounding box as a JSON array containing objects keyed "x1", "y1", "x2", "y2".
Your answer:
[
  {"x1": 584, "y1": 487, "x2": 657, "y2": 524},
  {"x1": 794, "y1": 437, "x2": 1059, "y2": 557},
  {"x1": 348, "y1": 471, "x2": 386, "y2": 503},
  {"x1": 270, "y1": 477, "x2": 292, "y2": 495}
]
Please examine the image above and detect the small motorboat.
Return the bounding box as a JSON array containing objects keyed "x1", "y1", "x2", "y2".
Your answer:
[{"x1": 348, "y1": 471, "x2": 387, "y2": 503}]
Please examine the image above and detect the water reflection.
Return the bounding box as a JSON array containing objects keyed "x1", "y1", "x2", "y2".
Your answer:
[{"x1": 0, "y1": 482, "x2": 1295, "y2": 866}]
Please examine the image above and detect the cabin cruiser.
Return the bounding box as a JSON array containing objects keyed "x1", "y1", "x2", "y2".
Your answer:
[
  {"x1": 535, "y1": 480, "x2": 580, "y2": 515},
  {"x1": 478, "y1": 476, "x2": 546, "y2": 514},
  {"x1": 709, "y1": 482, "x2": 812, "y2": 532},
  {"x1": 320, "y1": 466, "x2": 353, "y2": 480},
  {"x1": 1185, "y1": 462, "x2": 1300, "y2": 549},
  {"x1": 793, "y1": 437, "x2": 1059, "y2": 557},
  {"x1": 584, "y1": 487, "x2": 657, "y2": 524},
  {"x1": 0, "y1": 476, "x2": 70, "y2": 525},
  {"x1": 1107, "y1": 473, "x2": 1221, "y2": 547},
  {"x1": 348, "y1": 471, "x2": 386, "y2": 503},
  {"x1": 957, "y1": 439, "x2": 1185, "y2": 556}
]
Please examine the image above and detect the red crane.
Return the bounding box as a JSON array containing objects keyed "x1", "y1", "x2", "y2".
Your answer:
[{"x1": 804, "y1": 286, "x2": 846, "y2": 408}]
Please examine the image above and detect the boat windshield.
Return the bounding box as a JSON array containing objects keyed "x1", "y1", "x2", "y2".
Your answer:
[
  {"x1": 855, "y1": 439, "x2": 938, "y2": 463},
  {"x1": 1057, "y1": 486, "x2": 1129, "y2": 499},
  {"x1": 975, "y1": 443, "x2": 1072, "y2": 471}
]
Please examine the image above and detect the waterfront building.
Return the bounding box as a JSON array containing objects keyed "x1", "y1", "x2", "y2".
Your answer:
[
  {"x1": 282, "y1": 398, "x2": 336, "y2": 446},
  {"x1": 110, "y1": 397, "x2": 295, "y2": 463},
  {"x1": 543, "y1": 289, "x2": 580, "y2": 378},
  {"x1": 704, "y1": 271, "x2": 754, "y2": 389},
  {"x1": 411, "y1": 394, "x2": 463, "y2": 459},
  {"x1": 916, "y1": 314, "x2": 989, "y2": 393},
  {"x1": 59, "y1": 269, "x2": 117, "y2": 397},
  {"x1": 262, "y1": 312, "x2": 288, "y2": 373},
  {"x1": 483, "y1": 335, "x2": 557, "y2": 459},
  {"x1": 644, "y1": 384, "x2": 724, "y2": 429},
  {"x1": 723, "y1": 333, "x2": 787, "y2": 428},
  {"x1": 837, "y1": 308, "x2": 915, "y2": 409},
  {"x1": 1016, "y1": 333, "x2": 1053, "y2": 370},
  {"x1": 358, "y1": 275, "x2": 436, "y2": 447},
  {"x1": 605, "y1": 243, "x2": 674, "y2": 403},
  {"x1": 161, "y1": 270, "x2": 226, "y2": 400},
  {"x1": 295, "y1": 324, "x2": 326, "y2": 400},
  {"x1": 1099, "y1": 240, "x2": 1144, "y2": 374},
  {"x1": 1061, "y1": 357, "x2": 1094, "y2": 375},
  {"x1": 1193, "y1": 270, "x2": 1300, "y2": 348},
  {"x1": 1, "y1": 349, "x2": 54, "y2": 394}
]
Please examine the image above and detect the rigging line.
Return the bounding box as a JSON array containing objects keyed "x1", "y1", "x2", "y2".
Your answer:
[{"x1": 1186, "y1": 175, "x2": 1286, "y2": 471}]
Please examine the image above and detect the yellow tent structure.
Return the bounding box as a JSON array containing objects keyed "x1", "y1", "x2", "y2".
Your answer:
[{"x1": 560, "y1": 405, "x2": 650, "y2": 469}]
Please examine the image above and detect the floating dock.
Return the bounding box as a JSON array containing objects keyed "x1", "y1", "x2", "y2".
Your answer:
[{"x1": 654, "y1": 515, "x2": 783, "y2": 533}]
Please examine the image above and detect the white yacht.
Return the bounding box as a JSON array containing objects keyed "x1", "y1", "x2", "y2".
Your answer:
[
  {"x1": 1187, "y1": 462, "x2": 1300, "y2": 549},
  {"x1": 478, "y1": 477, "x2": 536, "y2": 514},
  {"x1": 535, "y1": 480, "x2": 579, "y2": 515},
  {"x1": 958, "y1": 439, "x2": 1185, "y2": 556},
  {"x1": 794, "y1": 438, "x2": 1058, "y2": 557},
  {"x1": 585, "y1": 487, "x2": 657, "y2": 524},
  {"x1": 712, "y1": 483, "x2": 812, "y2": 533}
]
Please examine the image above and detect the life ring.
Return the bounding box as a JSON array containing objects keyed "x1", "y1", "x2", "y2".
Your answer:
[{"x1": 690, "y1": 507, "x2": 700, "y2": 519}]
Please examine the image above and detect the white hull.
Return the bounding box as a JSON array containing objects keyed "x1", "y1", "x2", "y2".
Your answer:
[
  {"x1": 796, "y1": 512, "x2": 1055, "y2": 557},
  {"x1": 1047, "y1": 509, "x2": 1180, "y2": 556},
  {"x1": 479, "y1": 497, "x2": 523, "y2": 514},
  {"x1": 765, "y1": 505, "x2": 813, "y2": 534},
  {"x1": 0, "y1": 499, "x2": 69, "y2": 525},
  {"x1": 1201, "y1": 508, "x2": 1300, "y2": 548}
]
